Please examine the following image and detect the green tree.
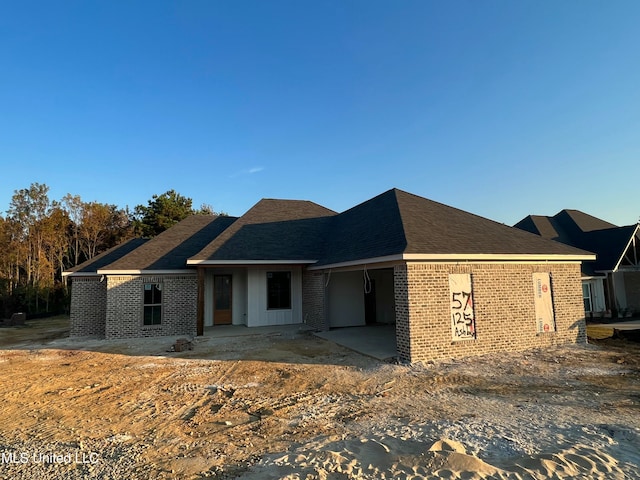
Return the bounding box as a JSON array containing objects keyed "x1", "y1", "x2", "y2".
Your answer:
[
  {"x1": 133, "y1": 190, "x2": 195, "y2": 237},
  {"x1": 198, "y1": 203, "x2": 228, "y2": 216}
]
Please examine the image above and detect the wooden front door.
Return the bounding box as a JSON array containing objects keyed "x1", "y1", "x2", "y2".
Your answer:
[{"x1": 214, "y1": 275, "x2": 232, "y2": 325}]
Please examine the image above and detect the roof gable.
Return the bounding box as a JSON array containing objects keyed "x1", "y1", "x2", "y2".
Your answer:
[{"x1": 574, "y1": 225, "x2": 638, "y2": 272}]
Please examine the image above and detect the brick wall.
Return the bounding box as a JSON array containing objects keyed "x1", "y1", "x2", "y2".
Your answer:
[
  {"x1": 302, "y1": 270, "x2": 327, "y2": 331},
  {"x1": 394, "y1": 265, "x2": 411, "y2": 360},
  {"x1": 394, "y1": 262, "x2": 586, "y2": 363},
  {"x1": 105, "y1": 274, "x2": 198, "y2": 339},
  {"x1": 70, "y1": 276, "x2": 107, "y2": 337}
]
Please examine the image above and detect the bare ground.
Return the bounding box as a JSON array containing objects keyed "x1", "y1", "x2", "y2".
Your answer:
[{"x1": 0, "y1": 317, "x2": 639, "y2": 479}]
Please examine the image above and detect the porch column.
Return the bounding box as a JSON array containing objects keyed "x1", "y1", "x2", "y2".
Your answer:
[{"x1": 197, "y1": 267, "x2": 204, "y2": 335}]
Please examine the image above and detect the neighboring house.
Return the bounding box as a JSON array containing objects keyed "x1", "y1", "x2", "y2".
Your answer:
[
  {"x1": 65, "y1": 189, "x2": 594, "y2": 363},
  {"x1": 515, "y1": 210, "x2": 640, "y2": 319}
]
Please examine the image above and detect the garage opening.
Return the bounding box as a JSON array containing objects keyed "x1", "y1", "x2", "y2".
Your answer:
[
  {"x1": 320, "y1": 267, "x2": 397, "y2": 361},
  {"x1": 327, "y1": 267, "x2": 395, "y2": 328}
]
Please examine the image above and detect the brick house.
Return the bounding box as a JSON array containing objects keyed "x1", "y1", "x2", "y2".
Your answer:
[
  {"x1": 65, "y1": 189, "x2": 594, "y2": 362},
  {"x1": 515, "y1": 210, "x2": 640, "y2": 319}
]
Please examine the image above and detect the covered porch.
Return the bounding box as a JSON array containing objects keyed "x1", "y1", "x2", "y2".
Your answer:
[
  {"x1": 195, "y1": 264, "x2": 306, "y2": 335},
  {"x1": 594, "y1": 226, "x2": 640, "y2": 318}
]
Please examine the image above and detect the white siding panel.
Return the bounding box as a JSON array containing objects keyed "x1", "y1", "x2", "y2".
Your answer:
[
  {"x1": 613, "y1": 271, "x2": 628, "y2": 309},
  {"x1": 328, "y1": 271, "x2": 365, "y2": 327},
  {"x1": 232, "y1": 270, "x2": 248, "y2": 325},
  {"x1": 591, "y1": 279, "x2": 606, "y2": 313},
  {"x1": 247, "y1": 267, "x2": 302, "y2": 327}
]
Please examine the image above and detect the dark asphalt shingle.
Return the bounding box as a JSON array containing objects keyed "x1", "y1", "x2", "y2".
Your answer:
[
  {"x1": 515, "y1": 209, "x2": 636, "y2": 273},
  {"x1": 102, "y1": 215, "x2": 237, "y2": 271},
  {"x1": 190, "y1": 199, "x2": 336, "y2": 262},
  {"x1": 315, "y1": 189, "x2": 590, "y2": 266},
  {"x1": 65, "y1": 238, "x2": 148, "y2": 274},
  {"x1": 81, "y1": 190, "x2": 597, "y2": 273}
]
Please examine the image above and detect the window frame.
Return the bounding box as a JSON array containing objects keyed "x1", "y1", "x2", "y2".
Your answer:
[
  {"x1": 582, "y1": 283, "x2": 593, "y2": 313},
  {"x1": 143, "y1": 283, "x2": 163, "y2": 326},
  {"x1": 266, "y1": 271, "x2": 292, "y2": 310}
]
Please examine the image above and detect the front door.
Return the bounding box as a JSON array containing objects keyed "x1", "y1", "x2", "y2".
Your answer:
[{"x1": 214, "y1": 275, "x2": 232, "y2": 325}]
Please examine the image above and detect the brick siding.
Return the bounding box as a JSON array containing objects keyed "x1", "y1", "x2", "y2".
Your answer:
[
  {"x1": 105, "y1": 274, "x2": 198, "y2": 339},
  {"x1": 70, "y1": 276, "x2": 107, "y2": 337},
  {"x1": 302, "y1": 270, "x2": 327, "y2": 331},
  {"x1": 394, "y1": 262, "x2": 586, "y2": 363}
]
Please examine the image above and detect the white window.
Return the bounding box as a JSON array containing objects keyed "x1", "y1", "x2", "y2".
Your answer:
[{"x1": 582, "y1": 283, "x2": 593, "y2": 313}]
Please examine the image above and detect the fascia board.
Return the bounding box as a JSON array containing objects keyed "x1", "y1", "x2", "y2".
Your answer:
[
  {"x1": 96, "y1": 269, "x2": 196, "y2": 275},
  {"x1": 310, "y1": 253, "x2": 594, "y2": 270},
  {"x1": 186, "y1": 259, "x2": 317, "y2": 266},
  {"x1": 612, "y1": 224, "x2": 640, "y2": 272}
]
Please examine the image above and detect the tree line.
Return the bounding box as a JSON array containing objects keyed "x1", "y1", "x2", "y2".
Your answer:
[{"x1": 0, "y1": 183, "x2": 222, "y2": 318}]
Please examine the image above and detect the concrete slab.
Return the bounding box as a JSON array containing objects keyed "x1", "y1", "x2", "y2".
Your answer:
[
  {"x1": 202, "y1": 324, "x2": 312, "y2": 338},
  {"x1": 588, "y1": 320, "x2": 640, "y2": 331},
  {"x1": 314, "y1": 325, "x2": 397, "y2": 361}
]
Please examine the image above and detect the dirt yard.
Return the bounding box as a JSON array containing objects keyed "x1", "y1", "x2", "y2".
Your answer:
[{"x1": 0, "y1": 317, "x2": 639, "y2": 479}]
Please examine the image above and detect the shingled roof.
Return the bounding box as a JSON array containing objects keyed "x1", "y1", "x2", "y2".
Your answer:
[
  {"x1": 515, "y1": 209, "x2": 638, "y2": 274},
  {"x1": 99, "y1": 215, "x2": 237, "y2": 272},
  {"x1": 64, "y1": 238, "x2": 148, "y2": 276},
  {"x1": 515, "y1": 210, "x2": 617, "y2": 244},
  {"x1": 188, "y1": 199, "x2": 336, "y2": 263},
  {"x1": 315, "y1": 189, "x2": 592, "y2": 267},
  {"x1": 76, "y1": 190, "x2": 596, "y2": 274}
]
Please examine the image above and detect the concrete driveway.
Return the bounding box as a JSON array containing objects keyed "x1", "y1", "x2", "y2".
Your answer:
[{"x1": 314, "y1": 324, "x2": 397, "y2": 361}]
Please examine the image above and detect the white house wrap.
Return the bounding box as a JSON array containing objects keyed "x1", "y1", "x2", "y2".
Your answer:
[
  {"x1": 449, "y1": 273, "x2": 475, "y2": 341},
  {"x1": 533, "y1": 272, "x2": 556, "y2": 333}
]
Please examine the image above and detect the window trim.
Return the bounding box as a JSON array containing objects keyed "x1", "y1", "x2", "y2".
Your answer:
[
  {"x1": 143, "y1": 282, "x2": 163, "y2": 326},
  {"x1": 266, "y1": 271, "x2": 292, "y2": 310},
  {"x1": 582, "y1": 283, "x2": 593, "y2": 313}
]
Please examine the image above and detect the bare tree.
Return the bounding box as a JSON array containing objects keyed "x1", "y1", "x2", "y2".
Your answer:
[
  {"x1": 61, "y1": 194, "x2": 83, "y2": 266},
  {"x1": 79, "y1": 202, "x2": 114, "y2": 260}
]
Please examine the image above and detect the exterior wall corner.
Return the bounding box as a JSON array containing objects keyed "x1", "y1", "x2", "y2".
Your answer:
[
  {"x1": 302, "y1": 269, "x2": 327, "y2": 331},
  {"x1": 70, "y1": 276, "x2": 107, "y2": 337}
]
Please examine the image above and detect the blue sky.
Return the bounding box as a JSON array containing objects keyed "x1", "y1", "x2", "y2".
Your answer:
[{"x1": 1, "y1": 1, "x2": 639, "y2": 226}]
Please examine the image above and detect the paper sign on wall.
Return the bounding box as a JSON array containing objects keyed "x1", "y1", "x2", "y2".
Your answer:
[
  {"x1": 533, "y1": 272, "x2": 556, "y2": 333},
  {"x1": 449, "y1": 273, "x2": 475, "y2": 341}
]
